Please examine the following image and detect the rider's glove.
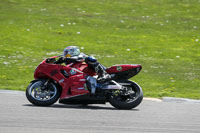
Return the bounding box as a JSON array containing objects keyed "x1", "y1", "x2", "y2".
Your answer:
[{"x1": 55, "y1": 57, "x2": 65, "y2": 64}]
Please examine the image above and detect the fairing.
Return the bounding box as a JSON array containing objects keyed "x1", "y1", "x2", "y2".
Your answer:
[
  {"x1": 33, "y1": 57, "x2": 142, "y2": 102},
  {"x1": 106, "y1": 64, "x2": 142, "y2": 80}
]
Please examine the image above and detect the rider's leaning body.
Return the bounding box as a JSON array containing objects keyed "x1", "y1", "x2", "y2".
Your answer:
[{"x1": 55, "y1": 46, "x2": 111, "y2": 94}]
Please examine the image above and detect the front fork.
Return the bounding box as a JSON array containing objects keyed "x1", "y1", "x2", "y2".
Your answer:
[{"x1": 34, "y1": 79, "x2": 50, "y2": 91}]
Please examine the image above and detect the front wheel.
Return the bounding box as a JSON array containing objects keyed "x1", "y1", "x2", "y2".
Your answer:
[
  {"x1": 26, "y1": 79, "x2": 61, "y2": 106},
  {"x1": 108, "y1": 80, "x2": 143, "y2": 109}
]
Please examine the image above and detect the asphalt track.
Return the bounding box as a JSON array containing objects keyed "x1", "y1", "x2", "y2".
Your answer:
[{"x1": 0, "y1": 90, "x2": 200, "y2": 133}]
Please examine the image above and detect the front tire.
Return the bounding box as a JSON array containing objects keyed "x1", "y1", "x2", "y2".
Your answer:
[
  {"x1": 108, "y1": 80, "x2": 143, "y2": 109},
  {"x1": 26, "y1": 80, "x2": 61, "y2": 106}
]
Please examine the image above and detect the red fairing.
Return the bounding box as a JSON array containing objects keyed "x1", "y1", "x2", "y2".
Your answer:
[
  {"x1": 106, "y1": 64, "x2": 142, "y2": 74},
  {"x1": 34, "y1": 57, "x2": 90, "y2": 99},
  {"x1": 33, "y1": 56, "x2": 142, "y2": 100},
  {"x1": 59, "y1": 74, "x2": 89, "y2": 99}
]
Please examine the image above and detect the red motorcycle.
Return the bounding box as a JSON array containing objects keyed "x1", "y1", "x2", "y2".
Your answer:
[{"x1": 26, "y1": 56, "x2": 143, "y2": 109}]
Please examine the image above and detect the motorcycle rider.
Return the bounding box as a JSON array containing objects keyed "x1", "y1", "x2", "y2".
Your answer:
[{"x1": 55, "y1": 46, "x2": 111, "y2": 94}]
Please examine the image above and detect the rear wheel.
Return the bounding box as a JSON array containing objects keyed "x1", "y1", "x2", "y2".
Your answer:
[
  {"x1": 26, "y1": 79, "x2": 61, "y2": 106},
  {"x1": 108, "y1": 80, "x2": 143, "y2": 109}
]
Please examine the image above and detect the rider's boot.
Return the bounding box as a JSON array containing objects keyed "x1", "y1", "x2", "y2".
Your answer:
[{"x1": 95, "y1": 64, "x2": 111, "y2": 84}]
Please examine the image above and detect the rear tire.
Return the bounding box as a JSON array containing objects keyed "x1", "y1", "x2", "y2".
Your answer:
[
  {"x1": 108, "y1": 80, "x2": 143, "y2": 110},
  {"x1": 26, "y1": 80, "x2": 61, "y2": 106}
]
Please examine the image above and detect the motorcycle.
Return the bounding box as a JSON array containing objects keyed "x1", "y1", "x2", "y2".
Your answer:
[{"x1": 26, "y1": 55, "x2": 143, "y2": 109}]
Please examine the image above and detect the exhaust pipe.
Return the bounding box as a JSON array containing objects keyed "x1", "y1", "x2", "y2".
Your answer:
[
  {"x1": 101, "y1": 80, "x2": 122, "y2": 90},
  {"x1": 102, "y1": 85, "x2": 122, "y2": 90}
]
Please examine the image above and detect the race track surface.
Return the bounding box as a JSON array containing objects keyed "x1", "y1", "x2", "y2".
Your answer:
[{"x1": 0, "y1": 90, "x2": 199, "y2": 133}]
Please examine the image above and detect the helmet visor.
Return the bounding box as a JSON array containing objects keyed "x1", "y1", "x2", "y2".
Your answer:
[{"x1": 72, "y1": 48, "x2": 80, "y2": 56}]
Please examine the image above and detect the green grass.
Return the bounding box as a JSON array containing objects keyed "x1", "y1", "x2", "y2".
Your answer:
[{"x1": 0, "y1": 0, "x2": 200, "y2": 99}]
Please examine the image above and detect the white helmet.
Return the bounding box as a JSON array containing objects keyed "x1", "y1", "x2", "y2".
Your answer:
[{"x1": 63, "y1": 46, "x2": 80, "y2": 57}]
